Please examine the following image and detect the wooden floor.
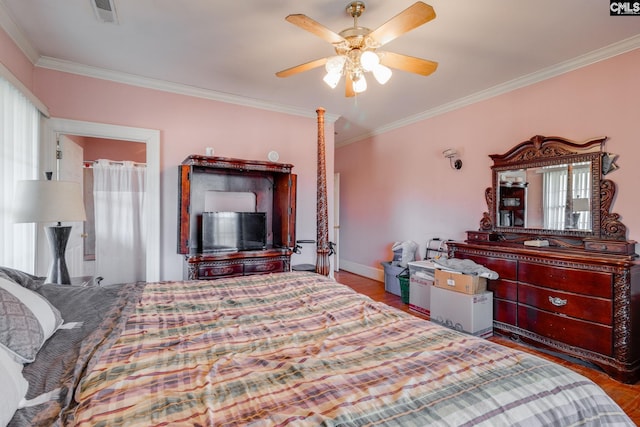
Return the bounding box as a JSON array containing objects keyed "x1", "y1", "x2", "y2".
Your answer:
[{"x1": 334, "y1": 270, "x2": 640, "y2": 425}]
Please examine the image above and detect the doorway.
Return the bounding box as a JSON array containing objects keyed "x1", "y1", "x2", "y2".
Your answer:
[
  {"x1": 58, "y1": 134, "x2": 147, "y2": 284},
  {"x1": 43, "y1": 118, "x2": 160, "y2": 282}
]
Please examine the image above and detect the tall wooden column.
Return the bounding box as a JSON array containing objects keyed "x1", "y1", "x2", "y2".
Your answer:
[{"x1": 315, "y1": 107, "x2": 330, "y2": 276}]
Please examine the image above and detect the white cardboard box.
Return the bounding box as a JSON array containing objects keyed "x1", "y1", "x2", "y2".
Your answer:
[
  {"x1": 430, "y1": 286, "x2": 493, "y2": 338},
  {"x1": 408, "y1": 260, "x2": 436, "y2": 316}
]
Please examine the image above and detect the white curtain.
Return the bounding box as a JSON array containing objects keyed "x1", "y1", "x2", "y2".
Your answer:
[
  {"x1": 0, "y1": 77, "x2": 40, "y2": 272},
  {"x1": 572, "y1": 164, "x2": 591, "y2": 229},
  {"x1": 543, "y1": 163, "x2": 591, "y2": 230},
  {"x1": 543, "y1": 167, "x2": 568, "y2": 229},
  {"x1": 93, "y1": 160, "x2": 146, "y2": 285}
]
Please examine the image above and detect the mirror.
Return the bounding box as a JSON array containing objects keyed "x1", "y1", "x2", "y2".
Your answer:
[
  {"x1": 485, "y1": 135, "x2": 611, "y2": 239},
  {"x1": 474, "y1": 135, "x2": 632, "y2": 254},
  {"x1": 496, "y1": 162, "x2": 592, "y2": 231}
]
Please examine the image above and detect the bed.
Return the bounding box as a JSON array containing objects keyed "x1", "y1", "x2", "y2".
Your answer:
[{"x1": 1, "y1": 267, "x2": 633, "y2": 426}]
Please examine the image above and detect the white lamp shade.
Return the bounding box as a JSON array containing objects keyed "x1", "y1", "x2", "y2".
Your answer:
[
  {"x1": 572, "y1": 197, "x2": 590, "y2": 212},
  {"x1": 14, "y1": 180, "x2": 87, "y2": 223}
]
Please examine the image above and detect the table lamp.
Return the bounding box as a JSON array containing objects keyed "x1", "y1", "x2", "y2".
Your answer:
[
  {"x1": 13, "y1": 175, "x2": 87, "y2": 284},
  {"x1": 571, "y1": 197, "x2": 590, "y2": 229}
]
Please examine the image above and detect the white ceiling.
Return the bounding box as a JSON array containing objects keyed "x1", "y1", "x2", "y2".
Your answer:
[{"x1": 2, "y1": 0, "x2": 639, "y2": 146}]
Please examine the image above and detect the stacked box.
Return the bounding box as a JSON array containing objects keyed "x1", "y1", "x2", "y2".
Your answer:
[
  {"x1": 434, "y1": 269, "x2": 487, "y2": 294},
  {"x1": 407, "y1": 260, "x2": 436, "y2": 316},
  {"x1": 430, "y1": 286, "x2": 493, "y2": 338}
]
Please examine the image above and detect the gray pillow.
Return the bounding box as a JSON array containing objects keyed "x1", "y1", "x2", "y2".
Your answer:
[
  {"x1": 0, "y1": 266, "x2": 44, "y2": 291},
  {"x1": 0, "y1": 277, "x2": 63, "y2": 363}
]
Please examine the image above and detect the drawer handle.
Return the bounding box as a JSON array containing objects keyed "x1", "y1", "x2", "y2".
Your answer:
[{"x1": 548, "y1": 296, "x2": 567, "y2": 307}]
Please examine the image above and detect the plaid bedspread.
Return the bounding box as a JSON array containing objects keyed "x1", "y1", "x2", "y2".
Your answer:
[{"x1": 69, "y1": 272, "x2": 632, "y2": 426}]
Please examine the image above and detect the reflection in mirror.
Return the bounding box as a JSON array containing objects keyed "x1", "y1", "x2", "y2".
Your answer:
[
  {"x1": 497, "y1": 170, "x2": 527, "y2": 228},
  {"x1": 496, "y1": 162, "x2": 592, "y2": 231}
]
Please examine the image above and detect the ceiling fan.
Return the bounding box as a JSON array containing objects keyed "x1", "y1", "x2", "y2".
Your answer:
[{"x1": 276, "y1": 1, "x2": 438, "y2": 97}]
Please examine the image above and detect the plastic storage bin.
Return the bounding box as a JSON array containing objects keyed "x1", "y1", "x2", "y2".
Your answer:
[
  {"x1": 381, "y1": 262, "x2": 405, "y2": 296},
  {"x1": 397, "y1": 268, "x2": 410, "y2": 303}
]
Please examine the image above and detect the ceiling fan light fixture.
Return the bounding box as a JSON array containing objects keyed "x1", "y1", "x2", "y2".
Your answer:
[
  {"x1": 372, "y1": 64, "x2": 392, "y2": 84},
  {"x1": 277, "y1": 2, "x2": 438, "y2": 97},
  {"x1": 360, "y1": 50, "x2": 379, "y2": 71}
]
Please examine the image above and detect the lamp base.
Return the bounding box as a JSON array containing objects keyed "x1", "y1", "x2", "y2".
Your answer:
[
  {"x1": 572, "y1": 212, "x2": 581, "y2": 228},
  {"x1": 45, "y1": 225, "x2": 72, "y2": 285}
]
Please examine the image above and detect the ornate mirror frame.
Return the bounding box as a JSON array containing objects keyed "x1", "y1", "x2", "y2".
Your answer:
[{"x1": 477, "y1": 135, "x2": 635, "y2": 255}]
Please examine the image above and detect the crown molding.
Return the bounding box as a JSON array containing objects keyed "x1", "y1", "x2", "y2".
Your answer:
[
  {"x1": 0, "y1": 61, "x2": 49, "y2": 116},
  {"x1": 336, "y1": 35, "x2": 640, "y2": 147},
  {"x1": 0, "y1": 1, "x2": 39, "y2": 63},
  {"x1": 36, "y1": 56, "x2": 339, "y2": 124}
]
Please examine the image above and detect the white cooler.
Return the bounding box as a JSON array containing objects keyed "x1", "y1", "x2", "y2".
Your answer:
[{"x1": 407, "y1": 260, "x2": 436, "y2": 316}]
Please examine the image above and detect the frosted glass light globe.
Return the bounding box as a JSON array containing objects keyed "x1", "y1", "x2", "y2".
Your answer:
[
  {"x1": 360, "y1": 51, "x2": 380, "y2": 71},
  {"x1": 323, "y1": 71, "x2": 341, "y2": 89},
  {"x1": 325, "y1": 56, "x2": 346, "y2": 73},
  {"x1": 373, "y1": 64, "x2": 392, "y2": 84},
  {"x1": 353, "y1": 74, "x2": 367, "y2": 93}
]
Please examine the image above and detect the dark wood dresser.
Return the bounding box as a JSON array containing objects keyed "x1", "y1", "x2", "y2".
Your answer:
[
  {"x1": 449, "y1": 238, "x2": 639, "y2": 383},
  {"x1": 459, "y1": 135, "x2": 639, "y2": 384},
  {"x1": 177, "y1": 155, "x2": 296, "y2": 280}
]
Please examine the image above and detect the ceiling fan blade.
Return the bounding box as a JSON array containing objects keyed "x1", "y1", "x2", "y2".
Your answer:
[
  {"x1": 276, "y1": 57, "x2": 328, "y2": 78},
  {"x1": 285, "y1": 14, "x2": 345, "y2": 45},
  {"x1": 368, "y1": 2, "x2": 436, "y2": 47},
  {"x1": 380, "y1": 51, "x2": 438, "y2": 76},
  {"x1": 345, "y1": 74, "x2": 355, "y2": 97}
]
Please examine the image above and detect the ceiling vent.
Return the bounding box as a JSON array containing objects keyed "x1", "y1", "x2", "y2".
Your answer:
[{"x1": 91, "y1": 0, "x2": 119, "y2": 24}]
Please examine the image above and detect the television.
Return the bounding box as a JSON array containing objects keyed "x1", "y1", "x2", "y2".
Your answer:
[{"x1": 201, "y1": 212, "x2": 267, "y2": 253}]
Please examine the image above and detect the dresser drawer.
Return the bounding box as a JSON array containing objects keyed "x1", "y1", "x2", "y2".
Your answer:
[
  {"x1": 487, "y1": 279, "x2": 517, "y2": 301},
  {"x1": 198, "y1": 263, "x2": 243, "y2": 278},
  {"x1": 518, "y1": 261, "x2": 612, "y2": 298},
  {"x1": 518, "y1": 306, "x2": 613, "y2": 356},
  {"x1": 244, "y1": 259, "x2": 285, "y2": 275},
  {"x1": 584, "y1": 239, "x2": 636, "y2": 255},
  {"x1": 494, "y1": 299, "x2": 517, "y2": 326},
  {"x1": 518, "y1": 283, "x2": 612, "y2": 325}
]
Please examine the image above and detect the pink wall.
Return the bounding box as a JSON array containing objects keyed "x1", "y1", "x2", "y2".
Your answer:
[
  {"x1": 82, "y1": 137, "x2": 147, "y2": 163},
  {"x1": 1, "y1": 28, "x2": 334, "y2": 280},
  {"x1": 336, "y1": 48, "x2": 640, "y2": 279}
]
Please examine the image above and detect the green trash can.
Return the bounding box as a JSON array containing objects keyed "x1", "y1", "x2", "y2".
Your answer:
[{"x1": 397, "y1": 268, "x2": 410, "y2": 304}]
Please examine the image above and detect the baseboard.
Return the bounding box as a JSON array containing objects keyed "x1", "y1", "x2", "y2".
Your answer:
[{"x1": 337, "y1": 259, "x2": 385, "y2": 282}]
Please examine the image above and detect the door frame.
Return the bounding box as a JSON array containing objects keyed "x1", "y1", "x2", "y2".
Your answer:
[
  {"x1": 43, "y1": 118, "x2": 161, "y2": 282},
  {"x1": 57, "y1": 134, "x2": 85, "y2": 277},
  {"x1": 333, "y1": 172, "x2": 340, "y2": 271}
]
